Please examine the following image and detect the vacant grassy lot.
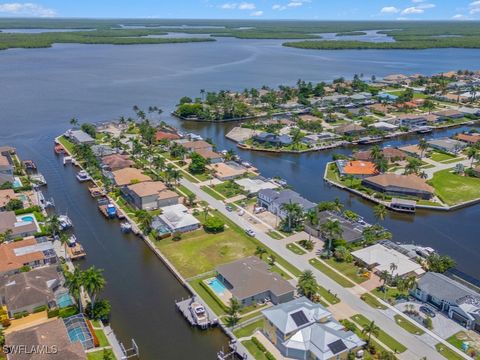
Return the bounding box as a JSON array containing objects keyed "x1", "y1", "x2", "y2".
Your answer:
[
  {"x1": 324, "y1": 258, "x2": 367, "y2": 284},
  {"x1": 309, "y1": 258, "x2": 354, "y2": 288},
  {"x1": 212, "y1": 181, "x2": 245, "y2": 198},
  {"x1": 430, "y1": 151, "x2": 456, "y2": 162},
  {"x1": 371, "y1": 287, "x2": 408, "y2": 303},
  {"x1": 351, "y1": 314, "x2": 407, "y2": 353},
  {"x1": 446, "y1": 331, "x2": 480, "y2": 360},
  {"x1": 436, "y1": 343, "x2": 466, "y2": 360},
  {"x1": 200, "y1": 185, "x2": 225, "y2": 200},
  {"x1": 155, "y1": 227, "x2": 256, "y2": 277},
  {"x1": 430, "y1": 169, "x2": 480, "y2": 205},
  {"x1": 394, "y1": 314, "x2": 425, "y2": 335}
]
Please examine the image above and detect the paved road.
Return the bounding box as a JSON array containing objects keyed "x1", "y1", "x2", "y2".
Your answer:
[{"x1": 180, "y1": 178, "x2": 469, "y2": 360}]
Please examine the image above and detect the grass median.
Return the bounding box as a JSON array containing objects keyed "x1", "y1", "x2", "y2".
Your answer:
[
  {"x1": 394, "y1": 314, "x2": 425, "y2": 335},
  {"x1": 309, "y1": 258, "x2": 354, "y2": 288}
]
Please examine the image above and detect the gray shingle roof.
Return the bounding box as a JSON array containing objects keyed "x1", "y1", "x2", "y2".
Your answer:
[{"x1": 417, "y1": 272, "x2": 480, "y2": 304}]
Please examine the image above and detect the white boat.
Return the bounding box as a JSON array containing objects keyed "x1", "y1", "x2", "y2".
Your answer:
[
  {"x1": 59, "y1": 215, "x2": 73, "y2": 230},
  {"x1": 63, "y1": 156, "x2": 73, "y2": 165},
  {"x1": 76, "y1": 170, "x2": 91, "y2": 182},
  {"x1": 120, "y1": 222, "x2": 132, "y2": 233},
  {"x1": 67, "y1": 235, "x2": 77, "y2": 247},
  {"x1": 30, "y1": 173, "x2": 47, "y2": 186},
  {"x1": 241, "y1": 161, "x2": 252, "y2": 168},
  {"x1": 190, "y1": 302, "x2": 208, "y2": 325}
]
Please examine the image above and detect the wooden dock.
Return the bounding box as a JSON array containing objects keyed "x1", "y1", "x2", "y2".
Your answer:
[{"x1": 175, "y1": 296, "x2": 218, "y2": 329}]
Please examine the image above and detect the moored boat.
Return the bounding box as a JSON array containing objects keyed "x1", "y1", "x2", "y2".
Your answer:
[{"x1": 76, "y1": 170, "x2": 91, "y2": 182}]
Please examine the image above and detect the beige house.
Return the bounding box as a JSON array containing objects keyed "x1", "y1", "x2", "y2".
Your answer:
[
  {"x1": 111, "y1": 167, "x2": 151, "y2": 187},
  {"x1": 122, "y1": 181, "x2": 179, "y2": 210}
]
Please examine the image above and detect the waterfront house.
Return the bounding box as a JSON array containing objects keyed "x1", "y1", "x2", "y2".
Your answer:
[
  {"x1": 369, "y1": 121, "x2": 398, "y2": 132},
  {"x1": 0, "y1": 237, "x2": 58, "y2": 275},
  {"x1": 334, "y1": 123, "x2": 366, "y2": 136},
  {"x1": 351, "y1": 243, "x2": 425, "y2": 278},
  {"x1": 181, "y1": 140, "x2": 212, "y2": 153},
  {"x1": 0, "y1": 266, "x2": 63, "y2": 318},
  {"x1": 362, "y1": 173, "x2": 434, "y2": 199},
  {"x1": 155, "y1": 130, "x2": 181, "y2": 142},
  {"x1": 377, "y1": 92, "x2": 399, "y2": 102},
  {"x1": 208, "y1": 162, "x2": 246, "y2": 181},
  {"x1": 257, "y1": 189, "x2": 316, "y2": 219},
  {"x1": 412, "y1": 272, "x2": 480, "y2": 332},
  {"x1": 433, "y1": 109, "x2": 464, "y2": 121},
  {"x1": 395, "y1": 114, "x2": 428, "y2": 129},
  {"x1": 0, "y1": 152, "x2": 14, "y2": 185},
  {"x1": 253, "y1": 132, "x2": 293, "y2": 147},
  {"x1": 353, "y1": 147, "x2": 407, "y2": 163},
  {"x1": 5, "y1": 318, "x2": 87, "y2": 360},
  {"x1": 336, "y1": 160, "x2": 378, "y2": 178},
  {"x1": 234, "y1": 177, "x2": 278, "y2": 195},
  {"x1": 91, "y1": 144, "x2": 117, "y2": 158},
  {"x1": 195, "y1": 148, "x2": 223, "y2": 163},
  {"x1": 0, "y1": 211, "x2": 38, "y2": 239},
  {"x1": 368, "y1": 103, "x2": 394, "y2": 114},
  {"x1": 101, "y1": 154, "x2": 135, "y2": 171},
  {"x1": 398, "y1": 144, "x2": 424, "y2": 158},
  {"x1": 304, "y1": 211, "x2": 363, "y2": 244},
  {"x1": 427, "y1": 138, "x2": 467, "y2": 154},
  {"x1": 122, "y1": 181, "x2": 179, "y2": 210},
  {"x1": 216, "y1": 256, "x2": 295, "y2": 307},
  {"x1": 111, "y1": 167, "x2": 151, "y2": 187},
  {"x1": 66, "y1": 129, "x2": 95, "y2": 145},
  {"x1": 456, "y1": 133, "x2": 480, "y2": 145},
  {"x1": 458, "y1": 107, "x2": 480, "y2": 117},
  {"x1": 152, "y1": 204, "x2": 200, "y2": 234},
  {"x1": 0, "y1": 189, "x2": 16, "y2": 210},
  {"x1": 262, "y1": 297, "x2": 364, "y2": 360}
]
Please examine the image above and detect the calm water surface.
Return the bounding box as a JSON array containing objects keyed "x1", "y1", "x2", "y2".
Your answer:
[{"x1": 1, "y1": 37, "x2": 480, "y2": 359}]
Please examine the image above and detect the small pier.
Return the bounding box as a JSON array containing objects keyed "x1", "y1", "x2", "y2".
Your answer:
[
  {"x1": 66, "y1": 243, "x2": 87, "y2": 260},
  {"x1": 175, "y1": 296, "x2": 218, "y2": 329}
]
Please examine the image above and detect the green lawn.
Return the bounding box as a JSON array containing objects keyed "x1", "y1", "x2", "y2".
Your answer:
[
  {"x1": 200, "y1": 185, "x2": 226, "y2": 200},
  {"x1": 286, "y1": 243, "x2": 306, "y2": 255},
  {"x1": 371, "y1": 287, "x2": 408, "y2": 304},
  {"x1": 324, "y1": 258, "x2": 367, "y2": 284},
  {"x1": 351, "y1": 314, "x2": 407, "y2": 353},
  {"x1": 179, "y1": 170, "x2": 200, "y2": 183},
  {"x1": 155, "y1": 227, "x2": 257, "y2": 278},
  {"x1": 436, "y1": 343, "x2": 466, "y2": 360},
  {"x1": 394, "y1": 315, "x2": 425, "y2": 335},
  {"x1": 91, "y1": 320, "x2": 102, "y2": 328},
  {"x1": 441, "y1": 157, "x2": 464, "y2": 164},
  {"x1": 242, "y1": 340, "x2": 269, "y2": 360},
  {"x1": 177, "y1": 185, "x2": 195, "y2": 197},
  {"x1": 430, "y1": 151, "x2": 456, "y2": 162},
  {"x1": 446, "y1": 332, "x2": 480, "y2": 360},
  {"x1": 266, "y1": 230, "x2": 284, "y2": 240},
  {"x1": 94, "y1": 329, "x2": 109, "y2": 347},
  {"x1": 233, "y1": 319, "x2": 264, "y2": 338},
  {"x1": 270, "y1": 264, "x2": 293, "y2": 280},
  {"x1": 360, "y1": 293, "x2": 387, "y2": 310},
  {"x1": 430, "y1": 169, "x2": 480, "y2": 205},
  {"x1": 212, "y1": 181, "x2": 245, "y2": 198},
  {"x1": 309, "y1": 258, "x2": 354, "y2": 288},
  {"x1": 87, "y1": 350, "x2": 115, "y2": 360},
  {"x1": 57, "y1": 135, "x2": 75, "y2": 154},
  {"x1": 317, "y1": 286, "x2": 341, "y2": 305}
]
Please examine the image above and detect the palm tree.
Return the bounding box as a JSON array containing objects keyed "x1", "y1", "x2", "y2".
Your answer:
[
  {"x1": 0, "y1": 229, "x2": 13, "y2": 243},
  {"x1": 65, "y1": 266, "x2": 84, "y2": 312},
  {"x1": 305, "y1": 210, "x2": 318, "y2": 241},
  {"x1": 297, "y1": 270, "x2": 318, "y2": 300},
  {"x1": 69, "y1": 117, "x2": 79, "y2": 128},
  {"x1": 362, "y1": 320, "x2": 380, "y2": 344},
  {"x1": 374, "y1": 157, "x2": 388, "y2": 173},
  {"x1": 200, "y1": 89, "x2": 206, "y2": 102},
  {"x1": 186, "y1": 193, "x2": 196, "y2": 207},
  {"x1": 280, "y1": 201, "x2": 303, "y2": 231},
  {"x1": 467, "y1": 147, "x2": 477, "y2": 168},
  {"x1": 46, "y1": 215, "x2": 62, "y2": 237},
  {"x1": 225, "y1": 298, "x2": 240, "y2": 328},
  {"x1": 379, "y1": 270, "x2": 390, "y2": 292},
  {"x1": 83, "y1": 266, "x2": 106, "y2": 312},
  {"x1": 374, "y1": 204, "x2": 387, "y2": 221},
  {"x1": 224, "y1": 149, "x2": 236, "y2": 161},
  {"x1": 333, "y1": 197, "x2": 344, "y2": 213},
  {"x1": 320, "y1": 219, "x2": 342, "y2": 257},
  {"x1": 135, "y1": 210, "x2": 153, "y2": 234},
  {"x1": 389, "y1": 262, "x2": 398, "y2": 277},
  {"x1": 404, "y1": 157, "x2": 422, "y2": 175},
  {"x1": 255, "y1": 246, "x2": 267, "y2": 259},
  {"x1": 370, "y1": 145, "x2": 382, "y2": 161},
  {"x1": 202, "y1": 204, "x2": 209, "y2": 220},
  {"x1": 418, "y1": 138, "x2": 428, "y2": 158}
]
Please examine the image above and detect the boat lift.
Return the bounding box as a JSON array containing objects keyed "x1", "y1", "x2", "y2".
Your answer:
[{"x1": 120, "y1": 339, "x2": 139, "y2": 359}]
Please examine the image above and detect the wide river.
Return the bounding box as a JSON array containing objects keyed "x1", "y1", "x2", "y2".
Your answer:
[{"x1": 1, "y1": 36, "x2": 480, "y2": 359}]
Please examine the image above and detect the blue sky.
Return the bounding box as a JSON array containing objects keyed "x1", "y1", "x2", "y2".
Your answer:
[{"x1": 0, "y1": 1, "x2": 479, "y2": 20}]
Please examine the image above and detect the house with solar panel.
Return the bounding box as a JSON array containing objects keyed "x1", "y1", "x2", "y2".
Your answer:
[{"x1": 262, "y1": 297, "x2": 364, "y2": 360}]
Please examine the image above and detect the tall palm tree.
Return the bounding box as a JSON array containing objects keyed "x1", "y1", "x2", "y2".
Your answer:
[
  {"x1": 379, "y1": 270, "x2": 391, "y2": 292},
  {"x1": 65, "y1": 267, "x2": 84, "y2": 312},
  {"x1": 320, "y1": 219, "x2": 342, "y2": 257},
  {"x1": 333, "y1": 197, "x2": 344, "y2": 213},
  {"x1": 225, "y1": 298, "x2": 240, "y2": 328},
  {"x1": 370, "y1": 145, "x2": 383, "y2": 161},
  {"x1": 418, "y1": 138, "x2": 428, "y2": 158},
  {"x1": 374, "y1": 204, "x2": 387, "y2": 221},
  {"x1": 135, "y1": 210, "x2": 153, "y2": 234},
  {"x1": 389, "y1": 262, "x2": 398, "y2": 277},
  {"x1": 83, "y1": 266, "x2": 106, "y2": 312},
  {"x1": 280, "y1": 201, "x2": 303, "y2": 231},
  {"x1": 466, "y1": 147, "x2": 477, "y2": 168},
  {"x1": 46, "y1": 215, "x2": 62, "y2": 237},
  {"x1": 305, "y1": 210, "x2": 318, "y2": 241},
  {"x1": 297, "y1": 270, "x2": 318, "y2": 300},
  {"x1": 362, "y1": 320, "x2": 380, "y2": 344}
]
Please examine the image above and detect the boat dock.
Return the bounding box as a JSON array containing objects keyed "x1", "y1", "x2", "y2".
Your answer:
[
  {"x1": 175, "y1": 296, "x2": 218, "y2": 329},
  {"x1": 66, "y1": 243, "x2": 86, "y2": 260}
]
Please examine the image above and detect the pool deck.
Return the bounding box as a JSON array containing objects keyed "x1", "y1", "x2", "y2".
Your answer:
[{"x1": 205, "y1": 277, "x2": 232, "y2": 305}]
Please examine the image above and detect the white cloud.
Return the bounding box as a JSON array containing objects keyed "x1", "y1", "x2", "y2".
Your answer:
[
  {"x1": 401, "y1": 6, "x2": 424, "y2": 14},
  {"x1": 0, "y1": 2, "x2": 56, "y2": 17},
  {"x1": 411, "y1": 0, "x2": 425, "y2": 3},
  {"x1": 417, "y1": 3, "x2": 435, "y2": 9},
  {"x1": 272, "y1": 4, "x2": 286, "y2": 10},
  {"x1": 238, "y1": 2, "x2": 255, "y2": 10},
  {"x1": 287, "y1": 1, "x2": 303, "y2": 7},
  {"x1": 452, "y1": 13, "x2": 471, "y2": 20},
  {"x1": 250, "y1": 10, "x2": 263, "y2": 16},
  {"x1": 469, "y1": 0, "x2": 480, "y2": 14},
  {"x1": 220, "y1": 2, "x2": 237, "y2": 9},
  {"x1": 380, "y1": 6, "x2": 399, "y2": 14}
]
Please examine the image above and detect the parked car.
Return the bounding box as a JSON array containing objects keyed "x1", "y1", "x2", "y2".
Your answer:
[
  {"x1": 420, "y1": 305, "x2": 436, "y2": 317},
  {"x1": 245, "y1": 229, "x2": 255, "y2": 237},
  {"x1": 225, "y1": 205, "x2": 233, "y2": 212},
  {"x1": 237, "y1": 209, "x2": 245, "y2": 216}
]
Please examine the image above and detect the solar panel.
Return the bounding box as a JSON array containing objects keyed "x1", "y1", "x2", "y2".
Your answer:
[
  {"x1": 291, "y1": 310, "x2": 309, "y2": 326},
  {"x1": 328, "y1": 339, "x2": 347, "y2": 354}
]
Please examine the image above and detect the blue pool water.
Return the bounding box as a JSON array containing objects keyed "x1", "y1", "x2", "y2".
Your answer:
[
  {"x1": 12, "y1": 178, "x2": 22, "y2": 188},
  {"x1": 68, "y1": 328, "x2": 87, "y2": 343},
  {"x1": 20, "y1": 216, "x2": 34, "y2": 223},
  {"x1": 56, "y1": 293, "x2": 74, "y2": 308},
  {"x1": 209, "y1": 278, "x2": 227, "y2": 295}
]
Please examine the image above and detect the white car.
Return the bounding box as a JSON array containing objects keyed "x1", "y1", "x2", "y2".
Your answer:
[
  {"x1": 237, "y1": 209, "x2": 245, "y2": 216},
  {"x1": 245, "y1": 229, "x2": 256, "y2": 237}
]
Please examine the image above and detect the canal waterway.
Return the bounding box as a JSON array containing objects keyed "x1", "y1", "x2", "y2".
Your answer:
[{"x1": 1, "y1": 36, "x2": 480, "y2": 359}]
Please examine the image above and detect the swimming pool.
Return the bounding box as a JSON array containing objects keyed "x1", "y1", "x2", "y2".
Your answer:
[
  {"x1": 19, "y1": 215, "x2": 34, "y2": 223},
  {"x1": 56, "y1": 293, "x2": 74, "y2": 308},
  {"x1": 208, "y1": 278, "x2": 227, "y2": 296},
  {"x1": 12, "y1": 177, "x2": 22, "y2": 188},
  {"x1": 63, "y1": 314, "x2": 94, "y2": 350}
]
